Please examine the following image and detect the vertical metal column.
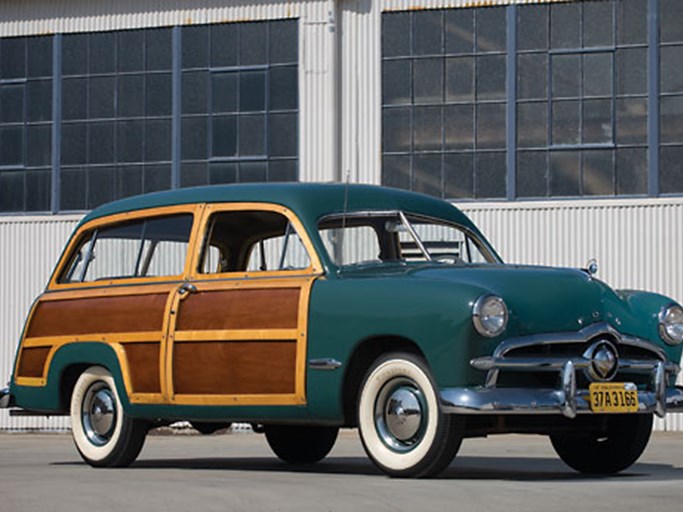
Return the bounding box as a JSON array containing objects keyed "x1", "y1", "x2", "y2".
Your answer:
[
  {"x1": 506, "y1": 4, "x2": 517, "y2": 200},
  {"x1": 648, "y1": 0, "x2": 660, "y2": 196},
  {"x1": 50, "y1": 34, "x2": 63, "y2": 213},
  {"x1": 171, "y1": 26, "x2": 182, "y2": 189}
]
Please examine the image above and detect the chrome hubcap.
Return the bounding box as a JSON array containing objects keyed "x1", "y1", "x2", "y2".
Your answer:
[
  {"x1": 82, "y1": 383, "x2": 116, "y2": 446},
  {"x1": 375, "y1": 379, "x2": 426, "y2": 452}
]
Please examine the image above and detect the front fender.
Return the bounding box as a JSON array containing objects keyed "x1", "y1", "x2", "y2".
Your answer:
[{"x1": 10, "y1": 342, "x2": 129, "y2": 414}]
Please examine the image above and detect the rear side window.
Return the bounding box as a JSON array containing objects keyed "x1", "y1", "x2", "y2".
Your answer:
[{"x1": 60, "y1": 214, "x2": 194, "y2": 283}]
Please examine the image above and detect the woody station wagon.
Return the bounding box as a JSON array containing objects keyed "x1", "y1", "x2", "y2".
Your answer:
[{"x1": 2, "y1": 183, "x2": 683, "y2": 477}]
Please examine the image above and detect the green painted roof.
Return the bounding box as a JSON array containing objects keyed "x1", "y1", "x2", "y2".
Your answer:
[{"x1": 80, "y1": 183, "x2": 478, "y2": 231}]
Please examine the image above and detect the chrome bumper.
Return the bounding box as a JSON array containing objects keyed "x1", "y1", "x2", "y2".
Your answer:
[{"x1": 0, "y1": 387, "x2": 11, "y2": 409}]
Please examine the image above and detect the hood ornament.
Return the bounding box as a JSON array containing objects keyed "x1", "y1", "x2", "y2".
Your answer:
[{"x1": 584, "y1": 258, "x2": 599, "y2": 277}]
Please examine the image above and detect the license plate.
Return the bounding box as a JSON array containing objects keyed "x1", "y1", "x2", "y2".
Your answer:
[{"x1": 589, "y1": 382, "x2": 639, "y2": 413}]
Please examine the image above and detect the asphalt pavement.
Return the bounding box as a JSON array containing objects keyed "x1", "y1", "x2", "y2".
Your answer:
[{"x1": 1, "y1": 429, "x2": 683, "y2": 512}]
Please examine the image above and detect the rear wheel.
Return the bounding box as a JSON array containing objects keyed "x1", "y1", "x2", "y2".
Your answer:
[
  {"x1": 357, "y1": 352, "x2": 462, "y2": 478},
  {"x1": 264, "y1": 425, "x2": 339, "y2": 463},
  {"x1": 550, "y1": 413, "x2": 653, "y2": 474},
  {"x1": 70, "y1": 366, "x2": 148, "y2": 467}
]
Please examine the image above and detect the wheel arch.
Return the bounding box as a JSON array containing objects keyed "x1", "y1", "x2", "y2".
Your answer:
[{"x1": 341, "y1": 335, "x2": 426, "y2": 427}]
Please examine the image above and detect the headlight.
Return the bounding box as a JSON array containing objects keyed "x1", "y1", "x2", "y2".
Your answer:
[
  {"x1": 659, "y1": 304, "x2": 683, "y2": 346},
  {"x1": 472, "y1": 295, "x2": 508, "y2": 338}
]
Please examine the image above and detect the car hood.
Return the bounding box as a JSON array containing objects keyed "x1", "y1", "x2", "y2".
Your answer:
[{"x1": 339, "y1": 262, "x2": 632, "y2": 336}]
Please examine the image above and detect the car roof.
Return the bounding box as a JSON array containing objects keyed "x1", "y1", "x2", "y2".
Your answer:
[{"x1": 79, "y1": 183, "x2": 478, "y2": 232}]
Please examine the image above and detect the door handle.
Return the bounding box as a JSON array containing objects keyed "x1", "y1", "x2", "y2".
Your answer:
[{"x1": 178, "y1": 283, "x2": 198, "y2": 296}]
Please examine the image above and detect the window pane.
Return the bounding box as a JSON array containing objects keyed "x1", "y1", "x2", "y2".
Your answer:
[
  {"x1": 117, "y1": 165, "x2": 143, "y2": 199},
  {"x1": 141, "y1": 214, "x2": 192, "y2": 275},
  {"x1": 516, "y1": 151, "x2": 548, "y2": 197},
  {"x1": 517, "y1": 102, "x2": 547, "y2": 148},
  {"x1": 0, "y1": 38, "x2": 25, "y2": 79},
  {"x1": 117, "y1": 30, "x2": 144, "y2": 72},
  {"x1": 618, "y1": 0, "x2": 647, "y2": 45},
  {"x1": 383, "y1": 60, "x2": 412, "y2": 105},
  {"x1": 583, "y1": 1, "x2": 613, "y2": 47},
  {"x1": 552, "y1": 100, "x2": 580, "y2": 145},
  {"x1": 616, "y1": 97, "x2": 647, "y2": 145},
  {"x1": 617, "y1": 48, "x2": 647, "y2": 96},
  {"x1": 145, "y1": 73, "x2": 172, "y2": 116},
  {"x1": 517, "y1": 54, "x2": 547, "y2": 100},
  {"x1": 583, "y1": 53, "x2": 612, "y2": 98},
  {"x1": 181, "y1": 71, "x2": 208, "y2": 114},
  {"x1": 476, "y1": 7, "x2": 506, "y2": 53},
  {"x1": 475, "y1": 152, "x2": 505, "y2": 198},
  {"x1": 238, "y1": 114, "x2": 266, "y2": 156},
  {"x1": 445, "y1": 10, "x2": 474, "y2": 55},
  {"x1": 414, "y1": 58, "x2": 443, "y2": 104},
  {"x1": 444, "y1": 104, "x2": 474, "y2": 150},
  {"x1": 583, "y1": 98, "x2": 612, "y2": 144},
  {"x1": 239, "y1": 161, "x2": 267, "y2": 182},
  {"x1": 476, "y1": 55, "x2": 505, "y2": 101},
  {"x1": 583, "y1": 150, "x2": 614, "y2": 196},
  {"x1": 211, "y1": 115, "x2": 237, "y2": 157},
  {"x1": 660, "y1": 95, "x2": 683, "y2": 144},
  {"x1": 62, "y1": 34, "x2": 87, "y2": 76},
  {"x1": 88, "y1": 122, "x2": 115, "y2": 164},
  {"x1": 383, "y1": 12, "x2": 411, "y2": 58},
  {"x1": 550, "y1": 150, "x2": 580, "y2": 196},
  {"x1": 383, "y1": 107, "x2": 412, "y2": 152},
  {"x1": 270, "y1": 20, "x2": 297, "y2": 64},
  {"x1": 446, "y1": 57, "x2": 474, "y2": 102},
  {"x1": 61, "y1": 123, "x2": 87, "y2": 165},
  {"x1": 211, "y1": 72, "x2": 237, "y2": 113},
  {"x1": 144, "y1": 164, "x2": 172, "y2": 193},
  {"x1": 269, "y1": 66, "x2": 298, "y2": 111},
  {"x1": 616, "y1": 147, "x2": 647, "y2": 195},
  {"x1": 240, "y1": 23, "x2": 268, "y2": 65},
  {"x1": 211, "y1": 24, "x2": 238, "y2": 67},
  {"x1": 60, "y1": 168, "x2": 87, "y2": 210},
  {"x1": 27, "y1": 36, "x2": 53, "y2": 78},
  {"x1": 62, "y1": 78, "x2": 87, "y2": 120},
  {"x1": 89, "y1": 76, "x2": 116, "y2": 119},
  {"x1": 145, "y1": 120, "x2": 172, "y2": 162},
  {"x1": 550, "y1": 3, "x2": 580, "y2": 49},
  {"x1": 116, "y1": 120, "x2": 144, "y2": 162},
  {"x1": 0, "y1": 171, "x2": 24, "y2": 211},
  {"x1": 209, "y1": 162, "x2": 237, "y2": 184},
  {"x1": 88, "y1": 166, "x2": 117, "y2": 208},
  {"x1": 89, "y1": 33, "x2": 116, "y2": 74},
  {"x1": 27, "y1": 79, "x2": 52, "y2": 122},
  {"x1": 476, "y1": 103, "x2": 505, "y2": 149},
  {"x1": 180, "y1": 162, "x2": 207, "y2": 187},
  {"x1": 414, "y1": 11, "x2": 442, "y2": 56},
  {"x1": 269, "y1": 160, "x2": 297, "y2": 181},
  {"x1": 661, "y1": 46, "x2": 683, "y2": 94},
  {"x1": 26, "y1": 125, "x2": 51, "y2": 167},
  {"x1": 517, "y1": 5, "x2": 548, "y2": 51},
  {"x1": 0, "y1": 127, "x2": 22, "y2": 166},
  {"x1": 444, "y1": 153, "x2": 474, "y2": 199},
  {"x1": 0, "y1": 84, "x2": 24, "y2": 123},
  {"x1": 145, "y1": 28, "x2": 172, "y2": 71},
  {"x1": 118, "y1": 74, "x2": 144, "y2": 117},
  {"x1": 269, "y1": 113, "x2": 297, "y2": 157},
  {"x1": 552, "y1": 54, "x2": 580, "y2": 98},
  {"x1": 239, "y1": 71, "x2": 266, "y2": 112},
  {"x1": 413, "y1": 154, "x2": 442, "y2": 197},
  {"x1": 182, "y1": 25, "x2": 209, "y2": 68},
  {"x1": 413, "y1": 106, "x2": 442, "y2": 151},
  {"x1": 661, "y1": 0, "x2": 683, "y2": 44},
  {"x1": 25, "y1": 169, "x2": 51, "y2": 212},
  {"x1": 182, "y1": 116, "x2": 208, "y2": 160},
  {"x1": 382, "y1": 154, "x2": 411, "y2": 191}
]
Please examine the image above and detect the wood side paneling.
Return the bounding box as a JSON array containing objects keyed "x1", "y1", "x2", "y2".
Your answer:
[
  {"x1": 124, "y1": 343, "x2": 161, "y2": 393},
  {"x1": 176, "y1": 288, "x2": 300, "y2": 331},
  {"x1": 17, "y1": 347, "x2": 51, "y2": 378},
  {"x1": 173, "y1": 341, "x2": 296, "y2": 395},
  {"x1": 26, "y1": 294, "x2": 168, "y2": 338}
]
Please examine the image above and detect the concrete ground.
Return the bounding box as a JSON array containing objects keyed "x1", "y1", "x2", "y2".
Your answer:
[{"x1": 1, "y1": 430, "x2": 683, "y2": 512}]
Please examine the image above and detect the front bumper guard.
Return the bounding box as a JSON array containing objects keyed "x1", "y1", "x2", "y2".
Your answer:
[{"x1": 441, "y1": 360, "x2": 683, "y2": 419}]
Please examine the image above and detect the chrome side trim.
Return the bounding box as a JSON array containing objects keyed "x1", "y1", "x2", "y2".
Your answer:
[
  {"x1": 0, "y1": 387, "x2": 11, "y2": 409},
  {"x1": 308, "y1": 358, "x2": 343, "y2": 371}
]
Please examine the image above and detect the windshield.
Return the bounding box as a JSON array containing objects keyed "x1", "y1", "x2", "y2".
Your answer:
[{"x1": 318, "y1": 211, "x2": 499, "y2": 268}]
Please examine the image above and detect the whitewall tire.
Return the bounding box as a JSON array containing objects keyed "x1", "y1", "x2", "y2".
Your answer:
[
  {"x1": 357, "y1": 353, "x2": 462, "y2": 478},
  {"x1": 70, "y1": 366, "x2": 147, "y2": 467}
]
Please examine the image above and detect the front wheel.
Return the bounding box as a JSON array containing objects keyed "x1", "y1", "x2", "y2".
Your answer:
[
  {"x1": 357, "y1": 353, "x2": 462, "y2": 478},
  {"x1": 550, "y1": 413, "x2": 653, "y2": 474},
  {"x1": 70, "y1": 366, "x2": 148, "y2": 467},
  {"x1": 264, "y1": 425, "x2": 339, "y2": 463}
]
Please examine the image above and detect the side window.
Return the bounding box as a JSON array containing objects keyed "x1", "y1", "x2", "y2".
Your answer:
[
  {"x1": 199, "y1": 210, "x2": 311, "y2": 274},
  {"x1": 60, "y1": 213, "x2": 193, "y2": 283}
]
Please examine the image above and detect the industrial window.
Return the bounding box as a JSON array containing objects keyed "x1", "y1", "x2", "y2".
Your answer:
[
  {"x1": 179, "y1": 20, "x2": 298, "y2": 188},
  {"x1": 0, "y1": 36, "x2": 52, "y2": 212}
]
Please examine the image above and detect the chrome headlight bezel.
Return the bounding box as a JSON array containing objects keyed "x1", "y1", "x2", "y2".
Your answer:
[
  {"x1": 472, "y1": 295, "x2": 508, "y2": 338},
  {"x1": 659, "y1": 304, "x2": 683, "y2": 346}
]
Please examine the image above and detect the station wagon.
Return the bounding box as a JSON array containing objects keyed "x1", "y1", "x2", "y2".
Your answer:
[{"x1": 2, "y1": 183, "x2": 683, "y2": 477}]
